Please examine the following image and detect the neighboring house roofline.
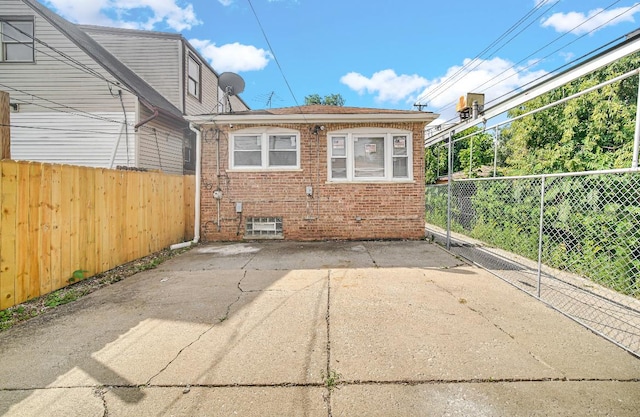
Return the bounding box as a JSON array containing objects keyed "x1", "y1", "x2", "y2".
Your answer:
[
  {"x1": 21, "y1": 0, "x2": 185, "y2": 122},
  {"x1": 187, "y1": 105, "x2": 438, "y2": 125},
  {"x1": 78, "y1": 24, "x2": 251, "y2": 111}
]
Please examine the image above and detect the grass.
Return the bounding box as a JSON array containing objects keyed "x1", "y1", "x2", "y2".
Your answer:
[
  {"x1": 322, "y1": 369, "x2": 342, "y2": 391},
  {"x1": 0, "y1": 246, "x2": 192, "y2": 332}
]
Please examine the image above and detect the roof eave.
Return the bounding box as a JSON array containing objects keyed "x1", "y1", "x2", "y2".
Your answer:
[{"x1": 186, "y1": 112, "x2": 439, "y2": 125}]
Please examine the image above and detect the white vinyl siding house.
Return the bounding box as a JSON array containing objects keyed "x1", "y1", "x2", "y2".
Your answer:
[{"x1": 1, "y1": 0, "x2": 249, "y2": 174}]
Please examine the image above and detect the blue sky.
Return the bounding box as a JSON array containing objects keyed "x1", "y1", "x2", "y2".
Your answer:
[{"x1": 41, "y1": 0, "x2": 640, "y2": 121}]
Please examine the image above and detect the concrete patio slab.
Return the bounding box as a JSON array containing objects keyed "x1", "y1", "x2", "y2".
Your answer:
[
  {"x1": 151, "y1": 270, "x2": 328, "y2": 386},
  {"x1": 105, "y1": 387, "x2": 328, "y2": 417},
  {"x1": 0, "y1": 240, "x2": 638, "y2": 417},
  {"x1": 331, "y1": 381, "x2": 640, "y2": 417}
]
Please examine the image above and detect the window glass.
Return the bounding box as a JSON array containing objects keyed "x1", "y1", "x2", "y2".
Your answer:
[
  {"x1": 354, "y1": 136, "x2": 385, "y2": 178},
  {"x1": 269, "y1": 135, "x2": 296, "y2": 166},
  {"x1": 233, "y1": 135, "x2": 261, "y2": 166},
  {"x1": 331, "y1": 158, "x2": 347, "y2": 178},
  {"x1": 392, "y1": 135, "x2": 409, "y2": 178},
  {"x1": 1, "y1": 20, "x2": 34, "y2": 62},
  {"x1": 231, "y1": 132, "x2": 299, "y2": 169},
  {"x1": 187, "y1": 56, "x2": 200, "y2": 97}
]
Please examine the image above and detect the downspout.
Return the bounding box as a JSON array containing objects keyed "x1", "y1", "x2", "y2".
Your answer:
[{"x1": 170, "y1": 122, "x2": 201, "y2": 250}]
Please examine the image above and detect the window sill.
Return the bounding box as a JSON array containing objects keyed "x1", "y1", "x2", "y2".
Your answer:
[
  {"x1": 326, "y1": 179, "x2": 416, "y2": 185},
  {"x1": 227, "y1": 168, "x2": 303, "y2": 173}
]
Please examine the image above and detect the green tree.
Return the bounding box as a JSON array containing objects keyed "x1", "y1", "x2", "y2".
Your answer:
[
  {"x1": 425, "y1": 126, "x2": 495, "y2": 184},
  {"x1": 502, "y1": 52, "x2": 640, "y2": 175},
  {"x1": 304, "y1": 93, "x2": 345, "y2": 106}
]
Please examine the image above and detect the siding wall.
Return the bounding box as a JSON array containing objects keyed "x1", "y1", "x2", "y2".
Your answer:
[
  {"x1": 137, "y1": 105, "x2": 186, "y2": 175},
  {"x1": 0, "y1": 1, "x2": 136, "y2": 113},
  {"x1": 1, "y1": 0, "x2": 140, "y2": 168},
  {"x1": 200, "y1": 121, "x2": 427, "y2": 241},
  {"x1": 184, "y1": 45, "x2": 221, "y2": 116},
  {"x1": 10, "y1": 112, "x2": 136, "y2": 168},
  {"x1": 82, "y1": 28, "x2": 183, "y2": 112}
]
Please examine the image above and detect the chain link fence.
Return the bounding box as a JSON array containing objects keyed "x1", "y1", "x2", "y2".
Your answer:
[{"x1": 425, "y1": 170, "x2": 640, "y2": 357}]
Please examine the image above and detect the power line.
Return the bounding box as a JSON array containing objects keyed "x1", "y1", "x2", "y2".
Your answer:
[
  {"x1": 431, "y1": 0, "x2": 635, "y2": 120},
  {"x1": 246, "y1": 0, "x2": 305, "y2": 112},
  {"x1": 0, "y1": 20, "x2": 133, "y2": 94},
  {"x1": 416, "y1": 0, "x2": 560, "y2": 106}
]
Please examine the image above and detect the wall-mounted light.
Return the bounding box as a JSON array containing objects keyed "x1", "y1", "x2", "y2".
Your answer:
[
  {"x1": 312, "y1": 125, "x2": 325, "y2": 134},
  {"x1": 9, "y1": 103, "x2": 19, "y2": 112}
]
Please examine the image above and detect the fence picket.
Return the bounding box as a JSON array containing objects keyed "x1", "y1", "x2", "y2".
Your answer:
[{"x1": 0, "y1": 161, "x2": 17, "y2": 309}]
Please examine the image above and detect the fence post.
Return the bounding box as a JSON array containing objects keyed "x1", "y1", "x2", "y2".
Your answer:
[
  {"x1": 493, "y1": 128, "x2": 499, "y2": 177},
  {"x1": 1, "y1": 91, "x2": 10, "y2": 160},
  {"x1": 536, "y1": 176, "x2": 546, "y2": 298},
  {"x1": 633, "y1": 78, "x2": 640, "y2": 168},
  {"x1": 446, "y1": 131, "x2": 454, "y2": 250}
]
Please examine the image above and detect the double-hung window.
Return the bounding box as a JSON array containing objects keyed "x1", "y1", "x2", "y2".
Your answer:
[
  {"x1": 1, "y1": 18, "x2": 34, "y2": 62},
  {"x1": 187, "y1": 55, "x2": 201, "y2": 99},
  {"x1": 230, "y1": 128, "x2": 300, "y2": 170},
  {"x1": 328, "y1": 129, "x2": 412, "y2": 182}
]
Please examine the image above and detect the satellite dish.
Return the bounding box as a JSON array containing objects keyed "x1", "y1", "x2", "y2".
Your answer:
[{"x1": 219, "y1": 72, "x2": 245, "y2": 96}]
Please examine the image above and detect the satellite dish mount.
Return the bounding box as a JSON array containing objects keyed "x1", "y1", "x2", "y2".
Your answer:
[{"x1": 218, "y1": 72, "x2": 245, "y2": 113}]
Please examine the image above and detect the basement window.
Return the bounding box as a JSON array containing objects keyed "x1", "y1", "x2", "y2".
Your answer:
[{"x1": 245, "y1": 217, "x2": 283, "y2": 239}]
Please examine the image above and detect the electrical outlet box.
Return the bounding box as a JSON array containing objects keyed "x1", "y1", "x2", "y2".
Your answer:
[
  {"x1": 305, "y1": 186, "x2": 313, "y2": 196},
  {"x1": 235, "y1": 202, "x2": 243, "y2": 213}
]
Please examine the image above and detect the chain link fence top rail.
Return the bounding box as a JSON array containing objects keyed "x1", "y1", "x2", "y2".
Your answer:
[{"x1": 425, "y1": 170, "x2": 640, "y2": 357}]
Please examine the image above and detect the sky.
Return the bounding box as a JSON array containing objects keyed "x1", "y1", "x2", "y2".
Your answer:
[{"x1": 39, "y1": 0, "x2": 640, "y2": 123}]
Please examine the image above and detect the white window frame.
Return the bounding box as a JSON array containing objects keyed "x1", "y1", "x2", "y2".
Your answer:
[
  {"x1": 229, "y1": 127, "x2": 301, "y2": 171},
  {"x1": 327, "y1": 128, "x2": 413, "y2": 182},
  {"x1": 1, "y1": 18, "x2": 34, "y2": 63}
]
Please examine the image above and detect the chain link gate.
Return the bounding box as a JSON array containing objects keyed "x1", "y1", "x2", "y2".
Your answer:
[{"x1": 425, "y1": 169, "x2": 640, "y2": 357}]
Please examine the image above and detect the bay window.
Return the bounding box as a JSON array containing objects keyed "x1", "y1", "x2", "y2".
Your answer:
[{"x1": 328, "y1": 129, "x2": 412, "y2": 182}]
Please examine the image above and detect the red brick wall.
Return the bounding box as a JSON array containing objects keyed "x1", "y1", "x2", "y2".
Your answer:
[{"x1": 199, "y1": 121, "x2": 426, "y2": 241}]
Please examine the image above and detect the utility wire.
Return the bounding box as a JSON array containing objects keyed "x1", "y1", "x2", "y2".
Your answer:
[
  {"x1": 246, "y1": 0, "x2": 305, "y2": 112},
  {"x1": 432, "y1": 0, "x2": 635, "y2": 121},
  {"x1": 0, "y1": 20, "x2": 134, "y2": 94},
  {"x1": 416, "y1": 0, "x2": 560, "y2": 106}
]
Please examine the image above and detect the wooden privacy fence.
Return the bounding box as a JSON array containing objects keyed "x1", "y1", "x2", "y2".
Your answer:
[{"x1": 0, "y1": 160, "x2": 196, "y2": 310}]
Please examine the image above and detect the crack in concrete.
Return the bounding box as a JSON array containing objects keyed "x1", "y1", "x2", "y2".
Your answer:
[
  {"x1": 93, "y1": 387, "x2": 109, "y2": 417},
  {"x1": 325, "y1": 270, "x2": 333, "y2": 417},
  {"x1": 144, "y1": 271, "x2": 248, "y2": 386},
  {"x1": 428, "y1": 277, "x2": 566, "y2": 378},
  {"x1": 362, "y1": 245, "x2": 379, "y2": 268}
]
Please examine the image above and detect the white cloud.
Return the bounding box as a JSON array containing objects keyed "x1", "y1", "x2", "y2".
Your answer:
[
  {"x1": 541, "y1": 4, "x2": 640, "y2": 35},
  {"x1": 190, "y1": 39, "x2": 272, "y2": 72},
  {"x1": 217, "y1": 0, "x2": 233, "y2": 5},
  {"x1": 340, "y1": 69, "x2": 429, "y2": 103},
  {"x1": 415, "y1": 57, "x2": 548, "y2": 122},
  {"x1": 43, "y1": 0, "x2": 201, "y2": 31}
]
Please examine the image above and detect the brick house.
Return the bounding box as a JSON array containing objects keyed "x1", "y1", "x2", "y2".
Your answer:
[{"x1": 188, "y1": 105, "x2": 438, "y2": 241}]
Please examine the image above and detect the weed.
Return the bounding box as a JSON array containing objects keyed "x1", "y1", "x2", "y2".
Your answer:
[
  {"x1": 69, "y1": 270, "x2": 88, "y2": 283},
  {"x1": 322, "y1": 369, "x2": 342, "y2": 391},
  {"x1": 458, "y1": 298, "x2": 467, "y2": 304},
  {"x1": 44, "y1": 290, "x2": 82, "y2": 308}
]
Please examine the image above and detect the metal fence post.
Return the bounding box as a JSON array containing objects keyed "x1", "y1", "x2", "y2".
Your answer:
[
  {"x1": 493, "y1": 128, "x2": 499, "y2": 177},
  {"x1": 447, "y1": 131, "x2": 454, "y2": 250},
  {"x1": 633, "y1": 77, "x2": 640, "y2": 168},
  {"x1": 536, "y1": 176, "x2": 546, "y2": 298}
]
